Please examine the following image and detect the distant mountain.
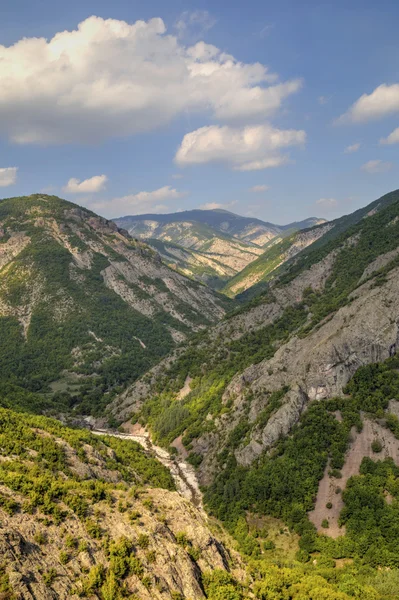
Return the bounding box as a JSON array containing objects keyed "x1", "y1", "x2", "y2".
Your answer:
[
  {"x1": 0, "y1": 194, "x2": 229, "y2": 415},
  {"x1": 114, "y1": 209, "x2": 325, "y2": 288},
  {"x1": 115, "y1": 209, "x2": 325, "y2": 246}
]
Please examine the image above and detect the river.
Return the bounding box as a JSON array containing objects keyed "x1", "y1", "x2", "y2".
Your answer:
[{"x1": 91, "y1": 428, "x2": 203, "y2": 509}]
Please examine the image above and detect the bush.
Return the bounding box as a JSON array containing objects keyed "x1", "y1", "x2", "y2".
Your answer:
[
  {"x1": 43, "y1": 568, "x2": 57, "y2": 586},
  {"x1": 321, "y1": 519, "x2": 329, "y2": 528},
  {"x1": 34, "y1": 532, "x2": 47, "y2": 545},
  {"x1": 371, "y1": 439, "x2": 383, "y2": 453},
  {"x1": 137, "y1": 534, "x2": 149, "y2": 549},
  {"x1": 59, "y1": 551, "x2": 69, "y2": 565}
]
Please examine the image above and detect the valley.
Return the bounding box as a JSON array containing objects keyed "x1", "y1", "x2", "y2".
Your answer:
[{"x1": 1, "y1": 190, "x2": 399, "y2": 599}]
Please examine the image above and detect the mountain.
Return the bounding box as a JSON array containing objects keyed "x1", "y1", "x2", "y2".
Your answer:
[
  {"x1": 109, "y1": 189, "x2": 399, "y2": 595},
  {"x1": 146, "y1": 236, "x2": 263, "y2": 290},
  {"x1": 115, "y1": 209, "x2": 325, "y2": 247},
  {"x1": 224, "y1": 189, "x2": 399, "y2": 300},
  {"x1": 4, "y1": 191, "x2": 399, "y2": 599},
  {"x1": 0, "y1": 194, "x2": 229, "y2": 415},
  {"x1": 113, "y1": 210, "x2": 325, "y2": 289}
]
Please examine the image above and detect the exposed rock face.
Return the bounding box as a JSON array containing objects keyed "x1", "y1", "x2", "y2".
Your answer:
[
  {"x1": 0, "y1": 414, "x2": 244, "y2": 600},
  {"x1": 210, "y1": 269, "x2": 399, "y2": 469},
  {"x1": 0, "y1": 488, "x2": 238, "y2": 600}
]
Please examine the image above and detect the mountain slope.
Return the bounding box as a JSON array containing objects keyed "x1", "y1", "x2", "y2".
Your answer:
[
  {"x1": 223, "y1": 222, "x2": 333, "y2": 297},
  {"x1": 0, "y1": 407, "x2": 246, "y2": 600},
  {"x1": 0, "y1": 194, "x2": 230, "y2": 415},
  {"x1": 109, "y1": 189, "x2": 399, "y2": 588},
  {"x1": 148, "y1": 236, "x2": 263, "y2": 289},
  {"x1": 224, "y1": 190, "x2": 399, "y2": 299}
]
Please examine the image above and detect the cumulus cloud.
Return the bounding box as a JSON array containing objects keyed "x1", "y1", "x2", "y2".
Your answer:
[
  {"x1": 64, "y1": 175, "x2": 108, "y2": 193},
  {"x1": 175, "y1": 124, "x2": 305, "y2": 171},
  {"x1": 0, "y1": 16, "x2": 301, "y2": 145},
  {"x1": 361, "y1": 160, "x2": 393, "y2": 174},
  {"x1": 338, "y1": 83, "x2": 399, "y2": 123},
  {"x1": 249, "y1": 184, "x2": 270, "y2": 192},
  {"x1": 0, "y1": 167, "x2": 17, "y2": 187},
  {"x1": 344, "y1": 143, "x2": 360, "y2": 153},
  {"x1": 91, "y1": 186, "x2": 186, "y2": 217},
  {"x1": 380, "y1": 127, "x2": 399, "y2": 145},
  {"x1": 316, "y1": 198, "x2": 338, "y2": 210}
]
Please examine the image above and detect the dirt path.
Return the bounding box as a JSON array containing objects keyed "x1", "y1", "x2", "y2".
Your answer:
[
  {"x1": 309, "y1": 417, "x2": 399, "y2": 538},
  {"x1": 177, "y1": 376, "x2": 193, "y2": 400},
  {"x1": 92, "y1": 427, "x2": 203, "y2": 509}
]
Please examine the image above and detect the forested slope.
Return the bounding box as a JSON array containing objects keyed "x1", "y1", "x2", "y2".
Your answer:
[{"x1": 0, "y1": 194, "x2": 229, "y2": 415}]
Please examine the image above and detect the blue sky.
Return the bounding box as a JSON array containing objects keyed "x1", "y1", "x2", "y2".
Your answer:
[{"x1": 1, "y1": 0, "x2": 399, "y2": 224}]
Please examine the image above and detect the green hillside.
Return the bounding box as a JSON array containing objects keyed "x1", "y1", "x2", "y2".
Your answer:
[{"x1": 0, "y1": 194, "x2": 228, "y2": 416}]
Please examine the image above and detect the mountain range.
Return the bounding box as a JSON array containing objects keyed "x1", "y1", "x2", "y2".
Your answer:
[
  {"x1": 2, "y1": 190, "x2": 399, "y2": 599},
  {"x1": 114, "y1": 210, "x2": 325, "y2": 289}
]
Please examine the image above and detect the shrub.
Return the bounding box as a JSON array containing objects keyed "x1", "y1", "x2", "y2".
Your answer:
[
  {"x1": 321, "y1": 519, "x2": 329, "y2": 528},
  {"x1": 43, "y1": 568, "x2": 57, "y2": 586},
  {"x1": 137, "y1": 534, "x2": 149, "y2": 549},
  {"x1": 59, "y1": 551, "x2": 69, "y2": 565},
  {"x1": 34, "y1": 531, "x2": 47, "y2": 545},
  {"x1": 371, "y1": 439, "x2": 383, "y2": 453}
]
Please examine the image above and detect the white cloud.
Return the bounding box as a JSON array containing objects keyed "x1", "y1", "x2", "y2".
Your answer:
[
  {"x1": 91, "y1": 186, "x2": 186, "y2": 217},
  {"x1": 171, "y1": 173, "x2": 184, "y2": 179},
  {"x1": 200, "y1": 202, "x2": 224, "y2": 210},
  {"x1": 175, "y1": 124, "x2": 305, "y2": 171},
  {"x1": 380, "y1": 127, "x2": 399, "y2": 145},
  {"x1": 0, "y1": 167, "x2": 17, "y2": 187},
  {"x1": 338, "y1": 83, "x2": 399, "y2": 123},
  {"x1": 249, "y1": 184, "x2": 270, "y2": 192},
  {"x1": 64, "y1": 175, "x2": 108, "y2": 193},
  {"x1": 199, "y1": 200, "x2": 237, "y2": 210},
  {"x1": 318, "y1": 96, "x2": 329, "y2": 105},
  {"x1": 258, "y1": 24, "x2": 274, "y2": 39},
  {"x1": 361, "y1": 159, "x2": 393, "y2": 174},
  {"x1": 344, "y1": 142, "x2": 360, "y2": 153},
  {"x1": 175, "y1": 10, "x2": 217, "y2": 41},
  {"x1": 0, "y1": 16, "x2": 301, "y2": 145},
  {"x1": 316, "y1": 198, "x2": 338, "y2": 210}
]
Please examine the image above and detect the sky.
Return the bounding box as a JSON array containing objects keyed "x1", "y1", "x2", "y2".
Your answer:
[{"x1": 1, "y1": 0, "x2": 399, "y2": 224}]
